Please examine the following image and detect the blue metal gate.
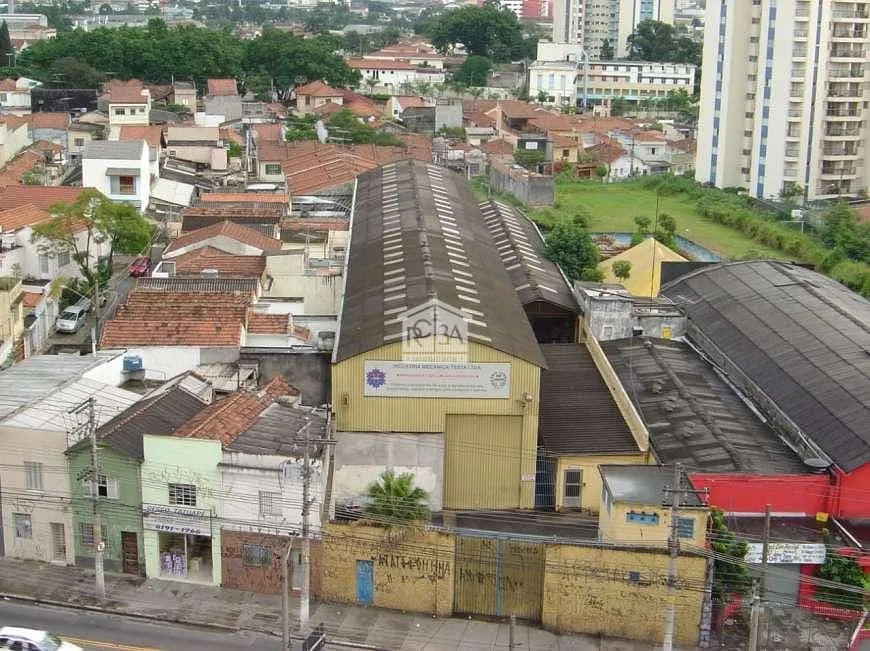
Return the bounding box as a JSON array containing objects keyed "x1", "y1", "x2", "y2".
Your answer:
[{"x1": 355, "y1": 559, "x2": 373, "y2": 604}]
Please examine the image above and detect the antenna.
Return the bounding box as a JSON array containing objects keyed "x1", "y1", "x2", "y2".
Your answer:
[{"x1": 314, "y1": 120, "x2": 329, "y2": 144}]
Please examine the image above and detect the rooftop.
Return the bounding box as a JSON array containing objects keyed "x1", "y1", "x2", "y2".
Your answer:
[
  {"x1": 601, "y1": 337, "x2": 810, "y2": 474},
  {"x1": 226, "y1": 401, "x2": 327, "y2": 457},
  {"x1": 335, "y1": 160, "x2": 544, "y2": 367},
  {"x1": 164, "y1": 220, "x2": 283, "y2": 255},
  {"x1": 27, "y1": 112, "x2": 69, "y2": 130},
  {"x1": 199, "y1": 192, "x2": 289, "y2": 205},
  {"x1": 539, "y1": 343, "x2": 638, "y2": 455},
  {"x1": 0, "y1": 186, "x2": 86, "y2": 211},
  {"x1": 479, "y1": 200, "x2": 577, "y2": 313},
  {"x1": 206, "y1": 78, "x2": 238, "y2": 97},
  {"x1": 82, "y1": 140, "x2": 145, "y2": 160},
  {"x1": 0, "y1": 203, "x2": 51, "y2": 232},
  {"x1": 105, "y1": 79, "x2": 149, "y2": 104},
  {"x1": 600, "y1": 464, "x2": 704, "y2": 507},
  {"x1": 133, "y1": 276, "x2": 259, "y2": 294},
  {"x1": 599, "y1": 237, "x2": 687, "y2": 297},
  {"x1": 171, "y1": 247, "x2": 266, "y2": 278},
  {"x1": 118, "y1": 125, "x2": 164, "y2": 149},
  {"x1": 295, "y1": 80, "x2": 343, "y2": 98},
  {"x1": 662, "y1": 260, "x2": 870, "y2": 473}
]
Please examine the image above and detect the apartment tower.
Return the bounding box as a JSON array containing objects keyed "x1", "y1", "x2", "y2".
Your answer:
[{"x1": 696, "y1": 0, "x2": 869, "y2": 201}]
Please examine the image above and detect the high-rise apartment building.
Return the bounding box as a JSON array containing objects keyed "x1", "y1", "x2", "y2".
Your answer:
[
  {"x1": 696, "y1": 0, "x2": 869, "y2": 201},
  {"x1": 552, "y1": 0, "x2": 585, "y2": 45}
]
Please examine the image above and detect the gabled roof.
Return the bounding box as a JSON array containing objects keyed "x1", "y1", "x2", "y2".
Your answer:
[
  {"x1": 479, "y1": 200, "x2": 577, "y2": 313},
  {"x1": 134, "y1": 276, "x2": 259, "y2": 294},
  {"x1": 538, "y1": 343, "x2": 637, "y2": 455},
  {"x1": 599, "y1": 237, "x2": 687, "y2": 297},
  {"x1": 587, "y1": 138, "x2": 628, "y2": 164},
  {"x1": 199, "y1": 192, "x2": 289, "y2": 205},
  {"x1": 295, "y1": 80, "x2": 344, "y2": 98},
  {"x1": 207, "y1": 78, "x2": 238, "y2": 97},
  {"x1": 0, "y1": 203, "x2": 51, "y2": 232},
  {"x1": 346, "y1": 58, "x2": 415, "y2": 71},
  {"x1": 105, "y1": 79, "x2": 149, "y2": 104},
  {"x1": 82, "y1": 139, "x2": 145, "y2": 160},
  {"x1": 393, "y1": 95, "x2": 429, "y2": 110},
  {"x1": 528, "y1": 113, "x2": 578, "y2": 133},
  {"x1": 662, "y1": 260, "x2": 870, "y2": 473},
  {"x1": 27, "y1": 112, "x2": 70, "y2": 130},
  {"x1": 119, "y1": 125, "x2": 164, "y2": 149},
  {"x1": 312, "y1": 101, "x2": 343, "y2": 117},
  {"x1": 172, "y1": 246, "x2": 266, "y2": 278},
  {"x1": 0, "y1": 186, "x2": 85, "y2": 211},
  {"x1": 247, "y1": 310, "x2": 290, "y2": 335},
  {"x1": 490, "y1": 100, "x2": 541, "y2": 120},
  {"x1": 480, "y1": 138, "x2": 514, "y2": 156},
  {"x1": 171, "y1": 376, "x2": 296, "y2": 446},
  {"x1": 164, "y1": 220, "x2": 283, "y2": 255},
  {"x1": 226, "y1": 401, "x2": 327, "y2": 457},
  {"x1": 335, "y1": 160, "x2": 545, "y2": 367}
]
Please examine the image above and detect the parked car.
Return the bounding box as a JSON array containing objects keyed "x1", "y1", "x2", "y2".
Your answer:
[
  {"x1": 128, "y1": 256, "x2": 151, "y2": 277},
  {"x1": 55, "y1": 303, "x2": 89, "y2": 333},
  {"x1": 0, "y1": 627, "x2": 83, "y2": 651}
]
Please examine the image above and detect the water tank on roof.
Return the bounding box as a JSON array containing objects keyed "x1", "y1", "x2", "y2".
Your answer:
[{"x1": 123, "y1": 355, "x2": 144, "y2": 373}]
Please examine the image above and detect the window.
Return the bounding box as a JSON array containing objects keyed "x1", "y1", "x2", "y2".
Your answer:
[
  {"x1": 114, "y1": 108, "x2": 125, "y2": 116},
  {"x1": 677, "y1": 516, "x2": 695, "y2": 539},
  {"x1": 243, "y1": 544, "x2": 272, "y2": 567},
  {"x1": 110, "y1": 175, "x2": 136, "y2": 195},
  {"x1": 83, "y1": 474, "x2": 119, "y2": 499},
  {"x1": 14, "y1": 513, "x2": 31, "y2": 539},
  {"x1": 57, "y1": 251, "x2": 70, "y2": 268},
  {"x1": 79, "y1": 522, "x2": 107, "y2": 547},
  {"x1": 0, "y1": 92, "x2": 7, "y2": 101},
  {"x1": 628, "y1": 571, "x2": 641, "y2": 584},
  {"x1": 38, "y1": 254, "x2": 49, "y2": 275},
  {"x1": 24, "y1": 461, "x2": 43, "y2": 491},
  {"x1": 259, "y1": 491, "x2": 280, "y2": 517},
  {"x1": 168, "y1": 483, "x2": 196, "y2": 507},
  {"x1": 74, "y1": 137, "x2": 85, "y2": 147},
  {"x1": 264, "y1": 163, "x2": 282, "y2": 175},
  {"x1": 626, "y1": 511, "x2": 660, "y2": 525}
]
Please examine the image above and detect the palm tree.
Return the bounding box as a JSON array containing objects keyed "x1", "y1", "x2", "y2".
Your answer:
[{"x1": 365, "y1": 470, "x2": 429, "y2": 523}]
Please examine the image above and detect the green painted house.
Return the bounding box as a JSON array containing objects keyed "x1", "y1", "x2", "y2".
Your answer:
[{"x1": 65, "y1": 374, "x2": 213, "y2": 574}]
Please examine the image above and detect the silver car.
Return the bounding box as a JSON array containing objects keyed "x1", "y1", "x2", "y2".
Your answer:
[
  {"x1": 0, "y1": 627, "x2": 82, "y2": 651},
  {"x1": 55, "y1": 305, "x2": 88, "y2": 333}
]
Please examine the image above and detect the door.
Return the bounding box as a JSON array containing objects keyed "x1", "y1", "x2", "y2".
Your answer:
[
  {"x1": 355, "y1": 560, "x2": 373, "y2": 604},
  {"x1": 563, "y1": 469, "x2": 582, "y2": 509},
  {"x1": 50, "y1": 523, "x2": 66, "y2": 562},
  {"x1": 121, "y1": 531, "x2": 139, "y2": 575}
]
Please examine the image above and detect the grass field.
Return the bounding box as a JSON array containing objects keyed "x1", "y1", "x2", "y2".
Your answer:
[{"x1": 528, "y1": 179, "x2": 788, "y2": 260}]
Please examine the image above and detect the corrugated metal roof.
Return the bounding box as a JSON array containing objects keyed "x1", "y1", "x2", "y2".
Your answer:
[
  {"x1": 600, "y1": 464, "x2": 703, "y2": 506},
  {"x1": 0, "y1": 354, "x2": 121, "y2": 422},
  {"x1": 134, "y1": 277, "x2": 259, "y2": 294},
  {"x1": 479, "y1": 200, "x2": 577, "y2": 313},
  {"x1": 662, "y1": 260, "x2": 870, "y2": 472},
  {"x1": 226, "y1": 402, "x2": 327, "y2": 457},
  {"x1": 538, "y1": 343, "x2": 637, "y2": 455},
  {"x1": 334, "y1": 160, "x2": 545, "y2": 367},
  {"x1": 601, "y1": 337, "x2": 808, "y2": 474}
]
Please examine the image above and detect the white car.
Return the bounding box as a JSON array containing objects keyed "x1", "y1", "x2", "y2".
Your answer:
[{"x1": 0, "y1": 627, "x2": 82, "y2": 651}]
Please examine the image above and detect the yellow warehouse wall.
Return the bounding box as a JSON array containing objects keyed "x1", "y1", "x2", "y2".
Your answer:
[
  {"x1": 332, "y1": 341, "x2": 542, "y2": 508},
  {"x1": 600, "y1": 502, "x2": 709, "y2": 550},
  {"x1": 542, "y1": 545, "x2": 706, "y2": 646},
  {"x1": 555, "y1": 454, "x2": 651, "y2": 513},
  {"x1": 320, "y1": 523, "x2": 455, "y2": 616}
]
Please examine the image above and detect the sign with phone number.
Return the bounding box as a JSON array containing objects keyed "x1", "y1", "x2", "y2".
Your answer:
[{"x1": 143, "y1": 515, "x2": 210, "y2": 537}]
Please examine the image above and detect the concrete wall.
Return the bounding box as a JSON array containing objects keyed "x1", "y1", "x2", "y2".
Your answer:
[
  {"x1": 82, "y1": 144, "x2": 151, "y2": 208},
  {"x1": 263, "y1": 252, "x2": 342, "y2": 315},
  {"x1": 83, "y1": 346, "x2": 227, "y2": 386},
  {"x1": 203, "y1": 96, "x2": 242, "y2": 122},
  {"x1": 542, "y1": 544, "x2": 706, "y2": 646},
  {"x1": 333, "y1": 431, "x2": 445, "y2": 511},
  {"x1": 320, "y1": 523, "x2": 454, "y2": 617},
  {"x1": 599, "y1": 499, "x2": 708, "y2": 550},
  {"x1": 221, "y1": 530, "x2": 322, "y2": 595},
  {"x1": 239, "y1": 349, "x2": 330, "y2": 406},
  {"x1": 487, "y1": 162, "x2": 554, "y2": 206},
  {"x1": 0, "y1": 426, "x2": 74, "y2": 564},
  {"x1": 555, "y1": 453, "x2": 649, "y2": 513},
  {"x1": 434, "y1": 100, "x2": 462, "y2": 131}
]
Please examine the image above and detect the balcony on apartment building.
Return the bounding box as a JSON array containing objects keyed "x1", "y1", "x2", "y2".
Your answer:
[
  {"x1": 785, "y1": 146, "x2": 802, "y2": 159},
  {"x1": 831, "y1": 4, "x2": 869, "y2": 20},
  {"x1": 821, "y1": 162, "x2": 860, "y2": 179},
  {"x1": 829, "y1": 64, "x2": 865, "y2": 80},
  {"x1": 828, "y1": 82, "x2": 864, "y2": 98},
  {"x1": 823, "y1": 142, "x2": 862, "y2": 158},
  {"x1": 826, "y1": 104, "x2": 864, "y2": 120},
  {"x1": 831, "y1": 23, "x2": 867, "y2": 39},
  {"x1": 830, "y1": 44, "x2": 865, "y2": 60},
  {"x1": 825, "y1": 123, "x2": 864, "y2": 137}
]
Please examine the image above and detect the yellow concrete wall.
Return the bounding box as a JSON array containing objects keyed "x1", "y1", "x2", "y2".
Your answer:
[
  {"x1": 555, "y1": 454, "x2": 650, "y2": 513},
  {"x1": 332, "y1": 341, "x2": 541, "y2": 508},
  {"x1": 542, "y1": 544, "x2": 707, "y2": 646},
  {"x1": 319, "y1": 523, "x2": 455, "y2": 617},
  {"x1": 600, "y1": 501, "x2": 708, "y2": 550}
]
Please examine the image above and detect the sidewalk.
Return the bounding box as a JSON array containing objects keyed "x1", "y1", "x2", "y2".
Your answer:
[{"x1": 0, "y1": 558, "x2": 680, "y2": 650}]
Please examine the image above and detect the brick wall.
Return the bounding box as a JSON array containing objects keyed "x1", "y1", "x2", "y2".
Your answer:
[{"x1": 221, "y1": 530, "x2": 322, "y2": 595}]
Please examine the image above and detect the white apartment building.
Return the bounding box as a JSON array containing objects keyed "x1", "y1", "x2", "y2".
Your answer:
[
  {"x1": 696, "y1": 0, "x2": 869, "y2": 201},
  {"x1": 583, "y1": 61, "x2": 696, "y2": 103},
  {"x1": 552, "y1": 0, "x2": 585, "y2": 45},
  {"x1": 530, "y1": 60, "x2": 581, "y2": 105}
]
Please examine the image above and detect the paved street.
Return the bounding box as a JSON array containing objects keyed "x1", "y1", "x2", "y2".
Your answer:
[{"x1": 0, "y1": 599, "x2": 280, "y2": 650}]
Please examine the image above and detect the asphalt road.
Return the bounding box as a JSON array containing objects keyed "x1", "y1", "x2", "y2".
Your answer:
[{"x1": 0, "y1": 599, "x2": 283, "y2": 651}]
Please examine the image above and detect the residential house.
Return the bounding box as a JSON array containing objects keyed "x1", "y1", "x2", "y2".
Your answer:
[
  {"x1": 140, "y1": 376, "x2": 294, "y2": 585},
  {"x1": 117, "y1": 125, "x2": 164, "y2": 180},
  {"x1": 489, "y1": 101, "x2": 551, "y2": 148},
  {"x1": 0, "y1": 276, "x2": 23, "y2": 362},
  {"x1": 105, "y1": 80, "x2": 152, "y2": 139},
  {"x1": 294, "y1": 80, "x2": 344, "y2": 116},
  {"x1": 669, "y1": 138, "x2": 696, "y2": 176},
  {"x1": 220, "y1": 394, "x2": 328, "y2": 593},
  {"x1": 165, "y1": 127, "x2": 228, "y2": 171},
  {"x1": 0, "y1": 77, "x2": 40, "y2": 115},
  {"x1": 19, "y1": 281, "x2": 58, "y2": 358},
  {"x1": 609, "y1": 129, "x2": 672, "y2": 174},
  {"x1": 586, "y1": 137, "x2": 649, "y2": 179},
  {"x1": 171, "y1": 81, "x2": 197, "y2": 112},
  {"x1": 384, "y1": 95, "x2": 430, "y2": 120},
  {"x1": 179, "y1": 204, "x2": 284, "y2": 236},
  {"x1": 362, "y1": 43, "x2": 445, "y2": 69},
  {"x1": 148, "y1": 178, "x2": 197, "y2": 219},
  {"x1": 0, "y1": 114, "x2": 31, "y2": 167},
  {"x1": 598, "y1": 237, "x2": 688, "y2": 298},
  {"x1": 65, "y1": 372, "x2": 214, "y2": 574},
  {"x1": 27, "y1": 112, "x2": 70, "y2": 147},
  {"x1": 203, "y1": 79, "x2": 241, "y2": 122},
  {"x1": 0, "y1": 354, "x2": 139, "y2": 565},
  {"x1": 82, "y1": 140, "x2": 152, "y2": 208},
  {"x1": 67, "y1": 122, "x2": 104, "y2": 162},
  {"x1": 345, "y1": 59, "x2": 445, "y2": 93},
  {"x1": 262, "y1": 246, "x2": 343, "y2": 315},
  {"x1": 157, "y1": 219, "x2": 283, "y2": 272}
]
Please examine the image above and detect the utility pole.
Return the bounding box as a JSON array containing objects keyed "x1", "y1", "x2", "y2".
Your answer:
[
  {"x1": 662, "y1": 462, "x2": 682, "y2": 651},
  {"x1": 281, "y1": 539, "x2": 293, "y2": 650},
  {"x1": 509, "y1": 614, "x2": 516, "y2": 649},
  {"x1": 87, "y1": 397, "x2": 105, "y2": 597},
  {"x1": 749, "y1": 505, "x2": 771, "y2": 651},
  {"x1": 300, "y1": 420, "x2": 312, "y2": 631}
]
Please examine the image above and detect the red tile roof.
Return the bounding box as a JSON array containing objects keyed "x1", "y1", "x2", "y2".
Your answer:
[
  {"x1": 253, "y1": 123, "x2": 284, "y2": 143},
  {"x1": 27, "y1": 112, "x2": 69, "y2": 130},
  {"x1": 587, "y1": 138, "x2": 628, "y2": 164},
  {"x1": 0, "y1": 186, "x2": 87, "y2": 211},
  {"x1": 170, "y1": 376, "x2": 296, "y2": 444},
  {"x1": 119, "y1": 125, "x2": 163, "y2": 148},
  {"x1": 207, "y1": 78, "x2": 238, "y2": 97},
  {"x1": 552, "y1": 134, "x2": 579, "y2": 148},
  {"x1": 172, "y1": 247, "x2": 266, "y2": 278},
  {"x1": 220, "y1": 127, "x2": 244, "y2": 146},
  {"x1": 528, "y1": 113, "x2": 578, "y2": 133},
  {"x1": 0, "y1": 203, "x2": 51, "y2": 231},
  {"x1": 0, "y1": 78, "x2": 17, "y2": 91},
  {"x1": 346, "y1": 58, "x2": 415, "y2": 71},
  {"x1": 165, "y1": 220, "x2": 283, "y2": 255},
  {"x1": 490, "y1": 100, "x2": 541, "y2": 120},
  {"x1": 21, "y1": 291, "x2": 43, "y2": 308},
  {"x1": 0, "y1": 149, "x2": 43, "y2": 187},
  {"x1": 312, "y1": 101, "x2": 343, "y2": 117},
  {"x1": 281, "y1": 218, "x2": 349, "y2": 232},
  {"x1": 247, "y1": 310, "x2": 290, "y2": 335},
  {"x1": 393, "y1": 96, "x2": 428, "y2": 111},
  {"x1": 480, "y1": 138, "x2": 514, "y2": 155},
  {"x1": 0, "y1": 114, "x2": 28, "y2": 130},
  {"x1": 296, "y1": 80, "x2": 344, "y2": 98},
  {"x1": 199, "y1": 192, "x2": 289, "y2": 205},
  {"x1": 105, "y1": 79, "x2": 149, "y2": 104},
  {"x1": 462, "y1": 100, "x2": 498, "y2": 114}
]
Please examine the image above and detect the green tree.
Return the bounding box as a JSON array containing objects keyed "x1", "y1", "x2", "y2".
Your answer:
[
  {"x1": 513, "y1": 148, "x2": 545, "y2": 170},
  {"x1": 656, "y1": 212, "x2": 677, "y2": 249},
  {"x1": 820, "y1": 202, "x2": 869, "y2": 263},
  {"x1": 430, "y1": 3, "x2": 529, "y2": 62},
  {"x1": 48, "y1": 57, "x2": 106, "y2": 89},
  {"x1": 544, "y1": 219, "x2": 600, "y2": 282},
  {"x1": 631, "y1": 215, "x2": 652, "y2": 245},
  {"x1": 31, "y1": 190, "x2": 153, "y2": 289},
  {"x1": 0, "y1": 22, "x2": 13, "y2": 68},
  {"x1": 599, "y1": 38, "x2": 614, "y2": 61},
  {"x1": 612, "y1": 260, "x2": 632, "y2": 281},
  {"x1": 595, "y1": 164, "x2": 609, "y2": 183},
  {"x1": 365, "y1": 470, "x2": 429, "y2": 522},
  {"x1": 452, "y1": 55, "x2": 492, "y2": 87},
  {"x1": 710, "y1": 510, "x2": 751, "y2": 605},
  {"x1": 627, "y1": 20, "x2": 701, "y2": 66},
  {"x1": 815, "y1": 549, "x2": 865, "y2": 610},
  {"x1": 610, "y1": 97, "x2": 629, "y2": 116}
]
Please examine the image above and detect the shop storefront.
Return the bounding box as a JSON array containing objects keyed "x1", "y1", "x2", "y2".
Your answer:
[{"x1": 142, "y1": 503, "x2": 220, "y2": 584}]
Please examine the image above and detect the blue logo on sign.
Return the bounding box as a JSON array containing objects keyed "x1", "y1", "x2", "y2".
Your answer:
[{"x1": 366, "y1": 368, "x2": 386, "y2": 389}]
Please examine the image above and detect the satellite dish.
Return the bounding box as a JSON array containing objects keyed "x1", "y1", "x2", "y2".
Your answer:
[{"x1": 315, "y1": 120, "x2": 329, "y2": 144}]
